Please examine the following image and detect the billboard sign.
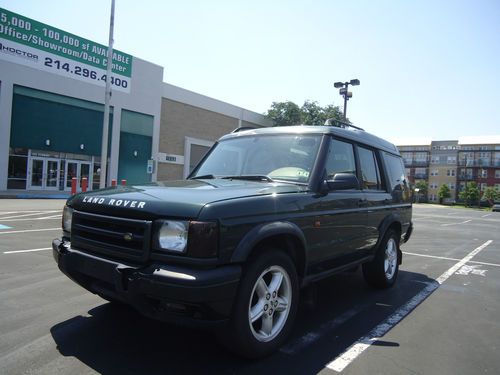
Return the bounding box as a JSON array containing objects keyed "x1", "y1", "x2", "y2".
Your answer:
[{"x1": 0, "y1": 8, "x2": 132, "y2": 92}]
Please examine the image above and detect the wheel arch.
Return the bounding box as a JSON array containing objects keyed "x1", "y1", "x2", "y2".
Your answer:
[
  {"x1": 230, "y1": 221, "x2": 308, "y2": 279},
  {"x1": 376, "y1": 214, "x2": 403, "y2": 264}
]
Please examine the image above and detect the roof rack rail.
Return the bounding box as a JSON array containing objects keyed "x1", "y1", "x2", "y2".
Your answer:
[
  {"x1": 232, "y1": 126, "x2": 257, "y2": 133},
  {"x1": 324, "y1": 118, "x2": 364, "y2": 131}
]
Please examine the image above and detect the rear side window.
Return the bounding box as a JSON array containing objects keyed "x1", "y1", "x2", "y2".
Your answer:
[
  {"x1": 383, "y1": 153, "x2": 407, "y2": 191},
  {"x1": 325, "y1": 138, "x2": 356, "y2": 179},
  {"x1": 358, "y1": 147, "x2": 382, "y2": 190}
]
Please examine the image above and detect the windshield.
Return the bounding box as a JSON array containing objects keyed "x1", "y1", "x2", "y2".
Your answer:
[{"x1": 191, "y1": 134, "x2": 321, "y2": 183}]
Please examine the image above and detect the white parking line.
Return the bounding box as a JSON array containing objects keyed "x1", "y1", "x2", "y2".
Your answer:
[
  {"x1": 0, "y1": 211, "x2": 59, "y2": 220},
  {"x1": 3, "y1": 248, "x2": 52, "y2": 254},
  {"x1": 482, "y1": 214, "x2": 492, "y2": 218},
  {"x1": 404, "y1": 251, "x2": 500, "y2": 268},
  {"x1": 441, "y1": 220, "x2": 471, "y2": 227},
  {"x1": 0, "y1": 215, "x2": 62, "y2": 222},
  {"x1": 0, "y1": 228, "x2": 60, "y2": 235},
  {"x1": 326, "y1": 240, "x2": 493, "y2": 372},
  {"x1": 0, "y1": 211, "x2": 45, "y2": 215},
  {"x1": 281, "y1": 303, "x2": 370, "y2": 355}
]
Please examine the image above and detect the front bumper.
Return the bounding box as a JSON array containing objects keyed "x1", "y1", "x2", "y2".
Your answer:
[{"x1": 52, "y1": 239, "x2": 241, "y2": 326}]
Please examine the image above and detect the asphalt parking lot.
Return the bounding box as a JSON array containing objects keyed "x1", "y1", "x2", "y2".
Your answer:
[{"x1": 0, "y1": 200, "x2": 499, "y2": 375}]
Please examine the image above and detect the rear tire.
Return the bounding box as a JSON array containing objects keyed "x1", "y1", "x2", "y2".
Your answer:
[
  {"x1": 220, "y1": 249, "x2": 299, "y2": 358},
  {"x1": 362, "y1": 229, "x2": 400, "y2": 289}
]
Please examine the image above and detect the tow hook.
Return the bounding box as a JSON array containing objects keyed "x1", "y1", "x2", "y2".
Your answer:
[{"x1": 115, "y1": 265, "x2": 135, "y2": 292}]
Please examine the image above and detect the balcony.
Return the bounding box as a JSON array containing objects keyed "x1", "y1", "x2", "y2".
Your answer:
[
  {"x1": 413, "y1": 173, "x2": 428, "y2": 179},
  {"x1": 458, "y1": 159, "x2": 500, "y2": 167},
  {"x1": 457, "y1": 174, "x2": 476, "y2": 181},
  {"x1": 403, "y1": 160, "x2": 429, "y2": 167}
]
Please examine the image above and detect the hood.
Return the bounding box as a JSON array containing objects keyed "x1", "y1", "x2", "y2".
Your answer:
[{"x1": 68, "y1": 179, "x2": 308, "y2": 219}]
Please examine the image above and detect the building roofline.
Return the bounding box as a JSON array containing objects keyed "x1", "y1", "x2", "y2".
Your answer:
[{"x1": 162, "y1": 83, "x2": 273, "y2": 127}]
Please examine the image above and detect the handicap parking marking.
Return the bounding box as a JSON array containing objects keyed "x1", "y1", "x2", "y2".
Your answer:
[
  {"x1": 0, "y1": 224, "x2": 13, "y2": 230},
  {"x1": 326, "y1": 240, "x2": 493, "y2": 372}
]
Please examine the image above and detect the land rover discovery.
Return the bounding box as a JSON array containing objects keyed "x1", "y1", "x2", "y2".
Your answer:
[{"x1": 53, "y1": 123, "x2": 412, "y2": 357}]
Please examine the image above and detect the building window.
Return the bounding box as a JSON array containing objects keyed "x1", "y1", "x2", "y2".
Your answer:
[
  {"x1": 495, "y1": 170, "x2": 500, "y2": 179},
  {"x1": 480, "y1": 169, "x2": 488, "y2": 178},
  {"x1": 431, "y1": 169, "x2": 439, "y2": 176},
  {"x1": 480, "y1": 183, "x2": 487, "y2": 191},
  {"x1": 447, "y1": 156, "x2": 457, "y2": 164},
  {"x1": 448, "y1": 183, "x2": 455, "y2": 190},
  {"x1": 446, "y1": 169, "x2": 456, "y2": 176}
]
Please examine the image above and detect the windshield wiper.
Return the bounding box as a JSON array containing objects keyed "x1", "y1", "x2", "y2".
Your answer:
[
  {"x1": 190, "y1": 174, "x2": 216, "y2": 180},
  {"x1": 221, "y1": 175, "x2": 274, "y2": 182}
]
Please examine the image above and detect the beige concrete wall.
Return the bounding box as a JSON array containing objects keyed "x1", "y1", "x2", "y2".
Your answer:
[
  {"x1": 428, "y1": 166, "x2": 457, "y2": 201},
  {"x1": 157, "y1": 98, "x2": 239, "y2": 180}
]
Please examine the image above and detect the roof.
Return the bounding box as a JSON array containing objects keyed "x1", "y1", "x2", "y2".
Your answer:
[
  {"x1": 458, "y1": 135, "x2": 500, "y2": 145},
  {"x1": 220, "y1": 125, "x2": 400, "y2": 155},
  {"x1": 390, "y1": 137, "x2": 433, "y2": 146}
]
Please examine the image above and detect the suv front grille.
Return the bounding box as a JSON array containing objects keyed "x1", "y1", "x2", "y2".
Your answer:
[{"x1": 71, "y1": 210, "x2": 152, "y2": 263}]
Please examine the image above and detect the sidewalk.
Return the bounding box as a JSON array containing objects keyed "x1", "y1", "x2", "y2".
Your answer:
[{"x1": 0, "y1": 190, "x2": 71, "y2": 199}]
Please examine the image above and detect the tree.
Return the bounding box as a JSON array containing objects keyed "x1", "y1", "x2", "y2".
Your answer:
[
  {"x1": 459, "y1": 182, "x2": 480, "y2": 207},
  {"x1": 437, "y1": 184, "x2": 451, "y2": 204},
  {"x1": 414, "y1": 180, "x2": 428, "y2": 202},
  {"x1": 301, "y1": 101, "x2": 324, "y2": 125},
  {"x1": 483, "y1": 186, "x2": 499, "y2": 206},
  {"x1": 322, "y1": 104, "x2": 345, "y2": 124},
  {"x1": 265, "y1": 100, "x2": 346, "y2": 126},
  {"x1": 265, "y1": 101, "x2": 302, "y2": 126}
]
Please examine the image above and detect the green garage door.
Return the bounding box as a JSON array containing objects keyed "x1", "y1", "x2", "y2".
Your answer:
[{"x1": 118, "y1": 110, "x2": 153, "y2": 185}]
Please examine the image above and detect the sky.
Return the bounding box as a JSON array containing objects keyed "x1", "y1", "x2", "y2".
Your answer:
[{"x1": 1, "y1": 0, "x2": 499, "y2": 142}]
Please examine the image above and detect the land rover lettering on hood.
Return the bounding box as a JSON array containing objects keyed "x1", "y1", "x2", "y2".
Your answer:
[{"x1": 53, "y1": 124, "x2": 413, "y2": 358}]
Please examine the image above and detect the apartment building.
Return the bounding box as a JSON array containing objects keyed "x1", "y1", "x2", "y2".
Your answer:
[
  {"x1": 397, "y1": 137, "x2": 500, "y2": 202},
  {"x1": 428, "y1": 140, "x2": 458, "y2": 202},
  {"x1": 457, "y1": 136, "x2": 500, "y2": 195}
]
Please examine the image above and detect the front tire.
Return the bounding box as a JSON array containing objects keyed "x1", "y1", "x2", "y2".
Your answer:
[
  {"x1": 221, "y1": 249, "x2": 299, "y2": 358},
  {"x1": 363, "y1": 229, "x2": 400, "y2": 289}
]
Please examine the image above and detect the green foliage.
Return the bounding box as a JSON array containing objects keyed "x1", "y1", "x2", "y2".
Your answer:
[
  {"x1": 459, "y1": 181, "x2": 480, "y2": 207},
  {"x1": 483, "y1": 186, "x2": 499, "y2": 206},
  {"x1": 437, "y1": 184, "x2": 451, "y2": 204},
  {"x1": 265, "y1": 100, "x2": 345, "y2": 126},
  {"x1": 415, "y1": 180, "x2": 428, "y2": 196},
  {"x1": 265, "y1": 101, "x2": 302, "y2": 126}
]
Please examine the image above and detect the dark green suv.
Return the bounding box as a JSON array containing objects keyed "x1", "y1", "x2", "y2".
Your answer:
[{"x1": 53, "y1": 124, "x2": 412, "y2": 357}]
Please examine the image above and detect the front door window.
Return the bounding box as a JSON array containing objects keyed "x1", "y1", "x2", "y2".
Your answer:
[
  {"x1": 28, "y1": 157, "x2": 60, "y2": 190},
  {"x1": 64, "y1": 160, "x2": 93, "y2": 192}
]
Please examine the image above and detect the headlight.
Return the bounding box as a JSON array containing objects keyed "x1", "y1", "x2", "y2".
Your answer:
[
  {"x1": 153, "y1": 220, "x2": 218, "y2": 257},
  {"x1": 155, "y1": 220, "x2": 188, "y2": 253},
  {"x1": 62, "y1": 206, "x2": 73, "y2": 233}
]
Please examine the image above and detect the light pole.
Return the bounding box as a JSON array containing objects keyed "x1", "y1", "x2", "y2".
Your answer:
[
  {"x1": 334, "y1": 79, "x2": 360, "y2": 120},
  {"x1": 99, "y1": 0, "x2": 115, "y2": 189}
]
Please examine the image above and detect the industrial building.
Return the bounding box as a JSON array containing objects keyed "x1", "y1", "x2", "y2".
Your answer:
[{"x1": 0, "y1": 7, "x2": 270, "y2": 194}]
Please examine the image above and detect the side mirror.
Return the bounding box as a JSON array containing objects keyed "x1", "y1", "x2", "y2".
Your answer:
[{"x1": 325, "y1": 173, "x2": 359, "y2": 190}]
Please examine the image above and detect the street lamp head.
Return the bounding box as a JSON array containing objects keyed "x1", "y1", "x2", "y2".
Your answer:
[
  {"x1": 350, "y1": 79, "x2": 360, "y2": 86},
  {"x1": 334, "y1": 82, "x2": 344, "y2": 88}
]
